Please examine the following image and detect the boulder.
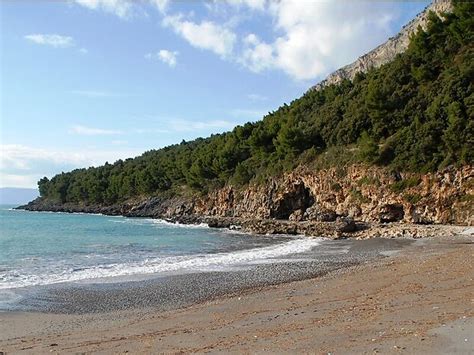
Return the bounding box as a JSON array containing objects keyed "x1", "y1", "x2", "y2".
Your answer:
[
  {"x1": 335, "y1": 216, "x2": 357, "y2": 233},
  {"x1": 304, "y1": 205, "x2": 337, "y2": 222}
]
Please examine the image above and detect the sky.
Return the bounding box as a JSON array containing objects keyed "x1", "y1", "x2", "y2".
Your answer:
[{"x1": 0, "y1": 0, "x2": 430, "y2": 189}]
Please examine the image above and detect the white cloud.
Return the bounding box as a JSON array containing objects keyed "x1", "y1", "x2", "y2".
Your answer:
[
  {"x1": 70, "y1": 125, "x2": 122, "y2": 136},
  {"x1": 79, "y1": 47, "x2": 89, "y2": 54},
  {"x1": 71, "y1": 0, "x2": 401, "y2": 82},
  {"x1": 74, "y1": 0, "x2": 169, "y2": 18},
  {"x1": 0, "y1": 174, "x2": 41, "y2": 189},
  {"x1": 239, "y1": 1, "x2": 398, "y2": 81},
  {"x1": 241, "y1": 33, "x2": 274, "y2": 72},
  {"x1": 145, "y1": 49, "x2": 178, "y2": 67},
  {"x1": 163, "y1": 15, "x2": 236, "y2": 58},
  {"x1": 74, "y1": 0, "x2": 133, "y2": 18},
  {"x1": 24, "y1": 34, "x2": 74, "y2": 48},
  {"x1": 0, "y1": 144, "x2": 139, "y2": 188},
  {"x1": 224, "y1": 0, "x2": 266, "y2": 11},
  {"x1": 149, "y1": 0, "x2": 169, "y2": 13}
]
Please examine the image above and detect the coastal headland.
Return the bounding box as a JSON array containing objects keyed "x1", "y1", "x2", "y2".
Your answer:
[{"x1": 20, "y1": 164, "x2": 474, "y2": 240}]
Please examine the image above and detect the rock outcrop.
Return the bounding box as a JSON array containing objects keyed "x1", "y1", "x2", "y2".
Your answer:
[
  {"x1": 311, "y1": 0, "x2": 453, "y2": 91},
  {"x1": 21, "y1": 165, "x2": 474, "y2": 232},
  {"x1": 192, "y1": 165, "x2": 473, "y2": 226}
]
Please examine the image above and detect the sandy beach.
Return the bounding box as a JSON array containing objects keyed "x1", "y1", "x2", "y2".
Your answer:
[{"x1": 1, "y1": 232, "x2": 473, "y2": 354}]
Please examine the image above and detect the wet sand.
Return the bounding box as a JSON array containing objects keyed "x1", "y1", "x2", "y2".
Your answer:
[{"x1": 1, "y1": 234, "x2": 473, "y2": 354}]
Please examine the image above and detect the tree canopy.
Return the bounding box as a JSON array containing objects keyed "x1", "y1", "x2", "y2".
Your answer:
[{"x1": 39, "y1": 1, "x2": 473, "y2": 204}]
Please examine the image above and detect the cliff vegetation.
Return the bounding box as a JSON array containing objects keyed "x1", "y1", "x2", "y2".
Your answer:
[{"x1": 37, "y1": 2, "x2": 472, "y2": 206}]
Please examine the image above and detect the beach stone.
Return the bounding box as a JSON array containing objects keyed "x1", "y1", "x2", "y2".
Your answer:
[
  {"x1": 289, "y1": 209, "x2": 304, "y2": 222},
  {"x1": 335, "y1": 217, "x2": 357, "y2": 233},
  {"x1": 303, "y1": 205, "x2": 337, "y2": 222}
]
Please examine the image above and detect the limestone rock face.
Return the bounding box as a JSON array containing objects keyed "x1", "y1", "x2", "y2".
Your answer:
[
  {"x1": 311, "y1": 0, "x2": 453, "y2": 91},
  {"x1": 379, "y1": 204, "x2": 405, "y2": 223},
  {"x1": 191, "y1": 165, "x2": 474, "y2": 226},
  {"x1": 20, "y1": 164, "x2": 473, "y2": 227},
  {"x1": 303, "y1": 205, "x2": 337, "y2": 222}
]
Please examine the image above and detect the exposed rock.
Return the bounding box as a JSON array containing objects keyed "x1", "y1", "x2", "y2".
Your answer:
[
  {"x1": 335, "y1": 217, "x2": 357, "y2": 233},
  {"x1": 311, "y1": 0, "x2": 453, "y2": 91},
  {"x1": 270, "y1": 181, "x2": 314, "y2": 219},
  {"x1": 19, "y1": 165, "x2": 474, "y2": 235},
  {"x1": 289, "y1": 209, "x2": 304, "y2": 222},
  {"x1": 379, "y1": 204, "x2": 405, "y2": 223},
  {"x1": 348, "y1": 205, "x2": 362, "y2": 218},
  {"x1": 303, "y1": 205, "x2": 337, "y2": 222}
]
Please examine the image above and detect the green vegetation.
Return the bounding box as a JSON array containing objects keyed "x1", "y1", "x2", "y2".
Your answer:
[
  {"x1": 459, "y1": 193, "x2": 474, "y2": 203},
  {"x1": 389, "y1": 176, "x2": 422, "y2": 193},
  {"x1": 357, "y1": 176, "x2": 380, "y2": 187},
  {"x1": 349, "y1": 188, "x2": 371, "y2": 204},
  {"x1": 38, "y1": 2, "x2": 473, "y2": 204},
  {"x1": 404, "y1": 193, "x2": 423, "y2": 204}
]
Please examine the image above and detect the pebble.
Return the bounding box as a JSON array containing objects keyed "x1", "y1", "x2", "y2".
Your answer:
[{"x1": 10, "y1": 238, "x2": 413, "y2": 314}]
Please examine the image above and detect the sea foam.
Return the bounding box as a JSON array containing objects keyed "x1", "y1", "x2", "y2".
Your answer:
[{"x1": 0, "y1": 237, "x2": 321, "y2": 290}]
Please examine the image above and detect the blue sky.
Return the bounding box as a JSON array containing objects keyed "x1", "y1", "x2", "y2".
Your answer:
[{"x1": 0, "y1": 0, "x2": 430, "y2": 188}]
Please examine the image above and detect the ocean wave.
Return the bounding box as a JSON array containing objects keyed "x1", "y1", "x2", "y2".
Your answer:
[
  {"x1": 150, "y1": 219, "x2": 210, "y2": 229},
  {"x1": 0, "y1": 237, "x2": 321, "y2": 290}
]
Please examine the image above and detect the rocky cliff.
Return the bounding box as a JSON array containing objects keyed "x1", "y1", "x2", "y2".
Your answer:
[
  {"x1": 21, "y1": 165, "x2": 474, "y2": 236},
  {"x1": 192, "y1": 165, "x2": 473, "y2": 226},
  {"x1": 312, "y1": 0, "x2": 453, "y2": 91}
]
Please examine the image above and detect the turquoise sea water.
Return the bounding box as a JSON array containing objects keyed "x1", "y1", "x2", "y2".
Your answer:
[{"x1": 0, "y1": 205, "x2": 321, "y2": 291}]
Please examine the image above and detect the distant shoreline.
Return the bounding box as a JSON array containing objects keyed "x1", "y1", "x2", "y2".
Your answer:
[{"x1": 14, "y1": 203, "x2": 473, "y2": 241}]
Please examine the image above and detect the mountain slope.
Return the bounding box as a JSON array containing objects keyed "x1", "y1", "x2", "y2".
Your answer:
[
  {"x1": 23, "y1": 1, "x2": 473, "y2": 226},
  {"x1": 312, "y1": 0, "x2": 454, "y2": 91}
]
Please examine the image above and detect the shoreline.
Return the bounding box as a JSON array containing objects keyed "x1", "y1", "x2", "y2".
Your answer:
[
  {"x1": 1, "y1": 237, "x2": 411, "y2": 314},
  {"x1": 14, "y1": 205, "x2": 473, "y2": 240},
  {"x1": 1, "y1": 233, "x2": 472, "y2": 353}
]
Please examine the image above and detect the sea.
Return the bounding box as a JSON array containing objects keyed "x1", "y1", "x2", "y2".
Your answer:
[{"x1": 0, "y1": 205, "x2": 322, "y2": 309}]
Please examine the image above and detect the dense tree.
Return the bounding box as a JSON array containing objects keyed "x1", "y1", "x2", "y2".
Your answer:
[{"x1": 38, "y1": 2, "x2": 473, "y2": 204}]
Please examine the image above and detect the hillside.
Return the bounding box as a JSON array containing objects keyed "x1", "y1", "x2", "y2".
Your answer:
[
  {"x1": 312, "y1": 0, "x2": 453, "y2": 91},
  {"x1": 22, "y1": 1, "x2": 473, "y2": 227}
]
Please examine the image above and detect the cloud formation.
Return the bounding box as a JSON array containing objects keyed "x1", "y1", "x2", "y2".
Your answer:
[
  {"x1": 145, "y1": 49, "x2": 178, "y2": 67},
  {"x1": 224, "y1": 0, "x2": 266, "y2": 11},
  {"x1": 163, "y1": 15, "x2": 236, "y2": 58},
  {"x1": 71, "y1": 0, "x2": 402, "y2": 82},
  {"x1": 0, "y1": 144, "x2": 139, "y2": 188},
  {"x1": 74, "y1": 0, "x2": 169, "y2": 18},
  {"x1": 24, "y1": 34, "x2": 74, "y2": 48},
  {"x1": 74, "y1": 0, "x2": 133, "y2": 18},
  {"x1": 70, "y1": 125, "x2": 122, "y2": 135},
  {"x1": 240, "y1": 1, "x2": 397, "y2": 80}
]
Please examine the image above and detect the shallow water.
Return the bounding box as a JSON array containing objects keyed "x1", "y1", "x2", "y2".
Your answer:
[{"x1": 0, "y1": 205, "x2": 320, "y2": 294}]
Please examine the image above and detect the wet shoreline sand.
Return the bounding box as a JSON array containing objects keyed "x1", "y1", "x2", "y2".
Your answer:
[
  {"x1": 4, "y1": 238, "x2": 409, "y2": 314},
  {"x1": 1, "y1": 234, "x2": 473, "y2": 353}
]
